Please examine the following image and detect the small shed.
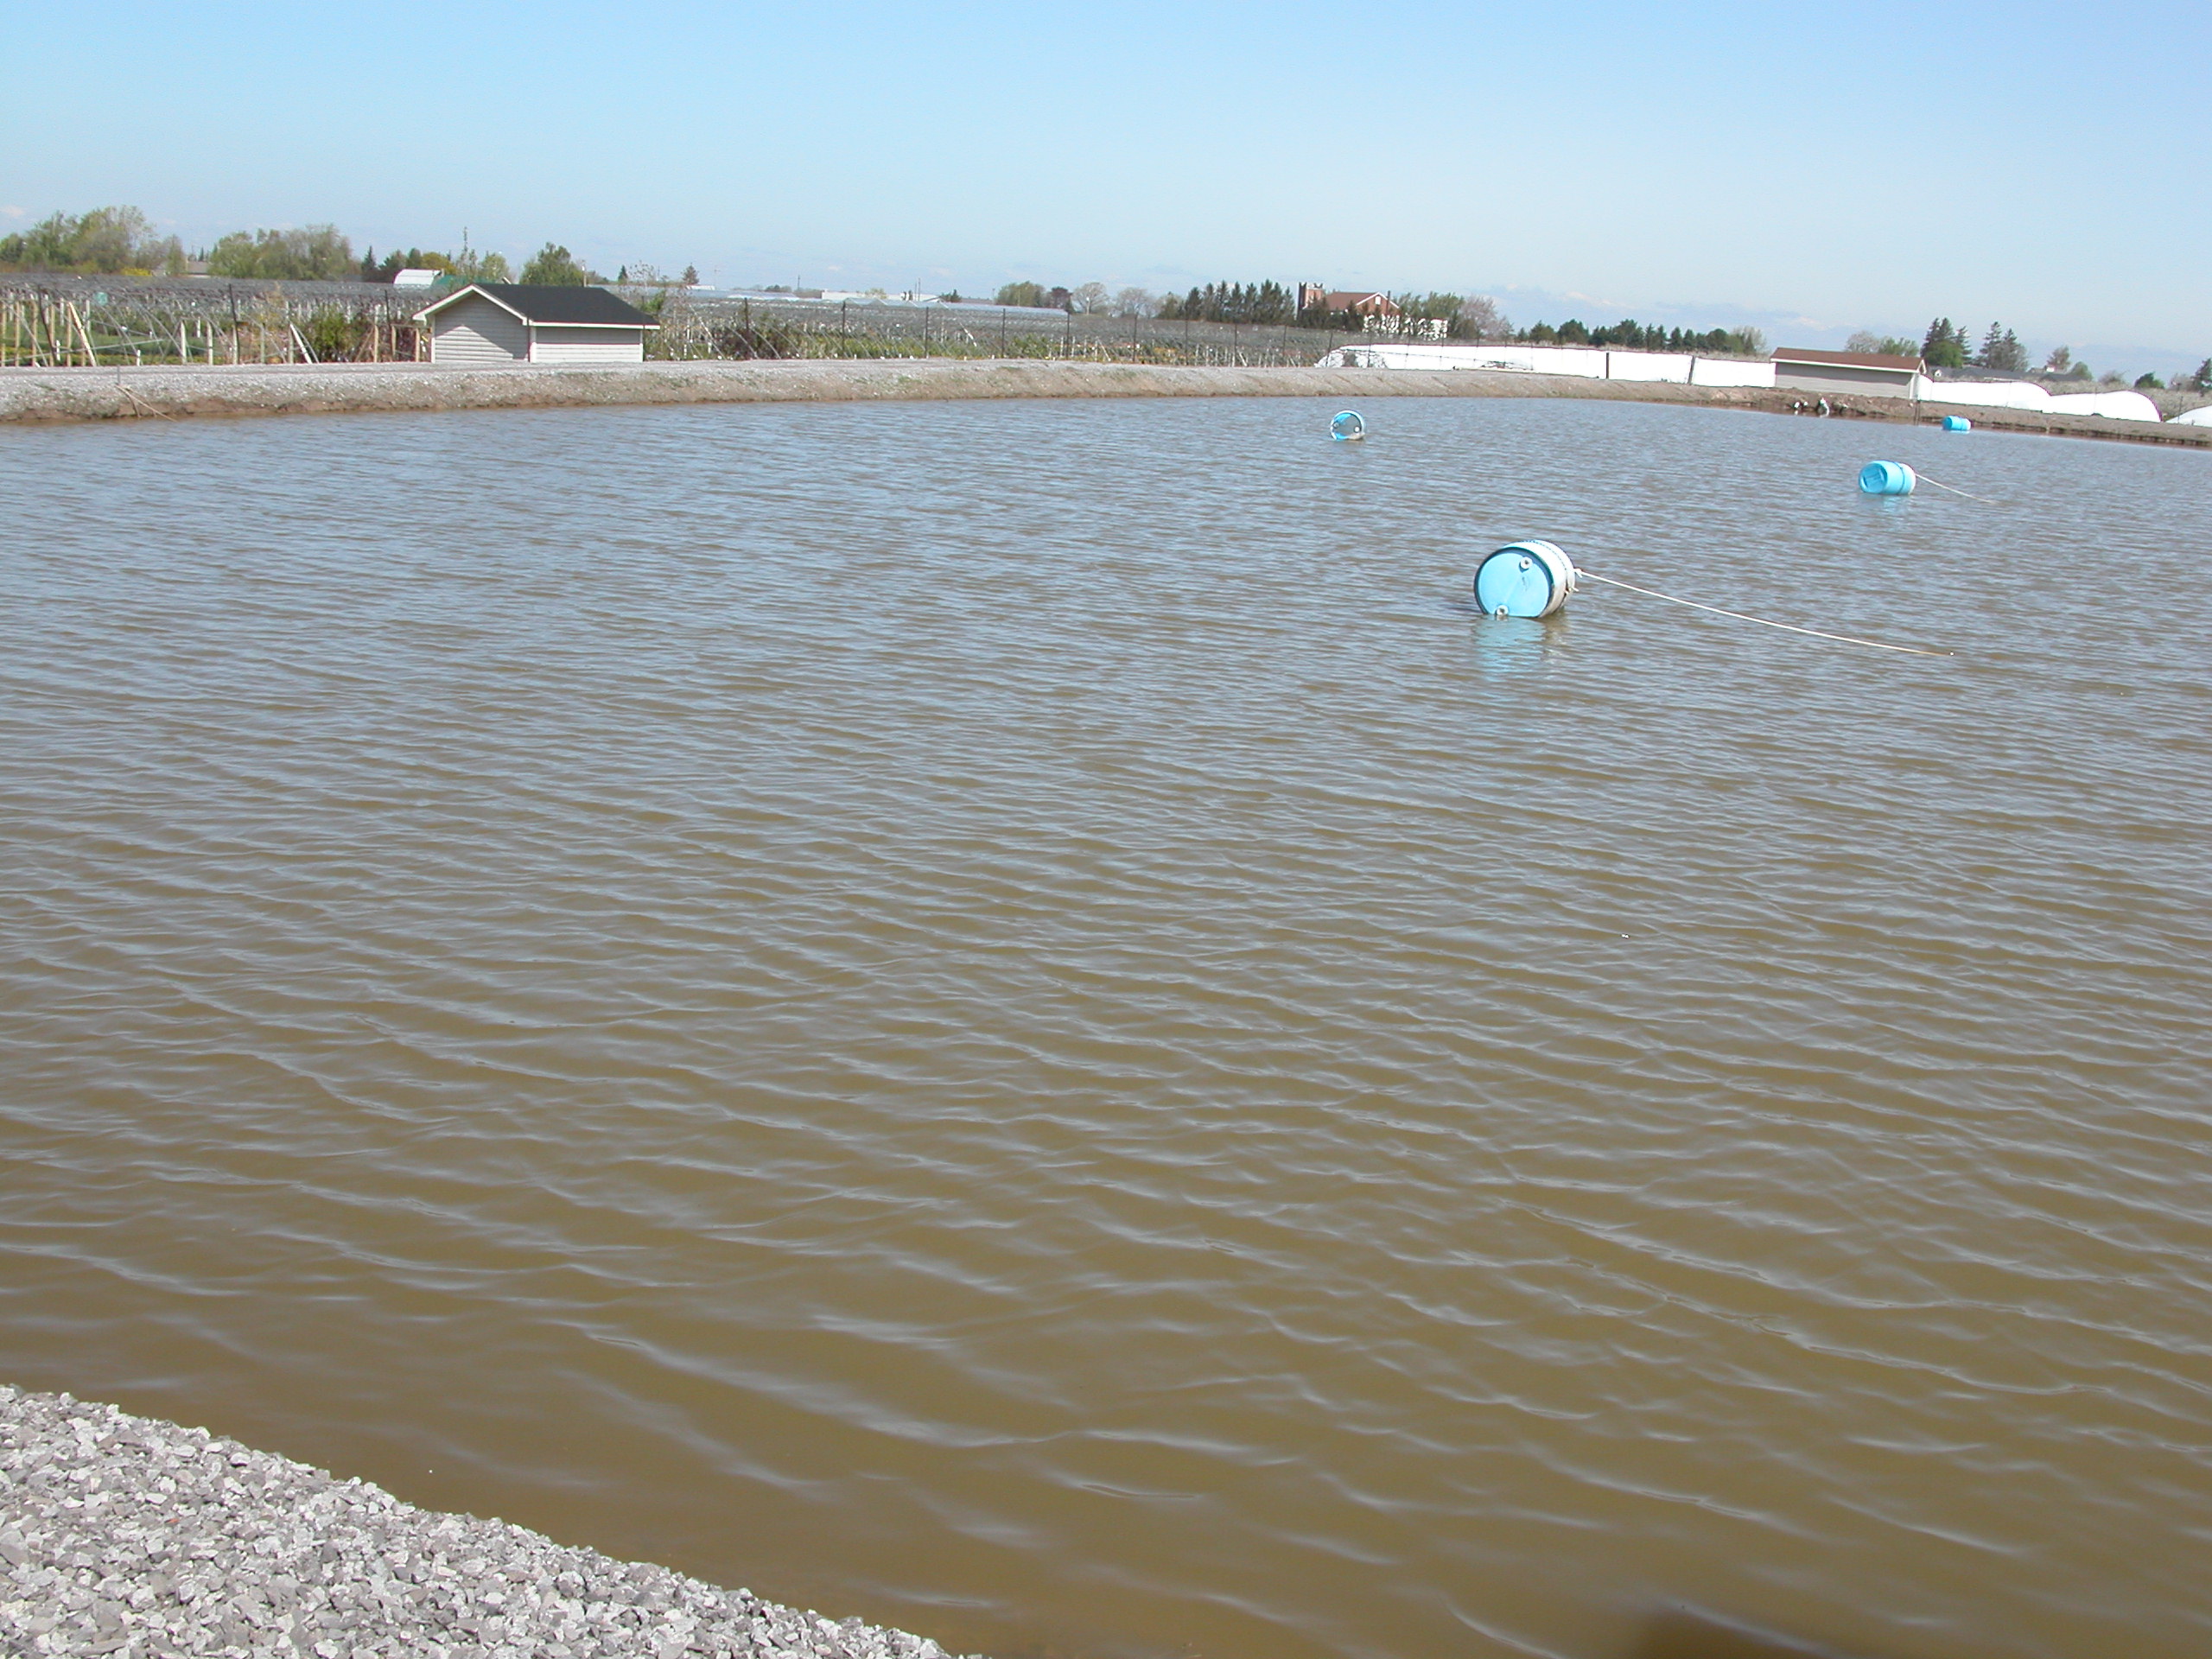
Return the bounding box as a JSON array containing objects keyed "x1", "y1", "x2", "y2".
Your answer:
[
  {"x1": 414, "y1": 283, "x2": 657, "y2": 365},
  {"x1": 1772, "y1": 346, "x2": 1923, "y2": 400}
]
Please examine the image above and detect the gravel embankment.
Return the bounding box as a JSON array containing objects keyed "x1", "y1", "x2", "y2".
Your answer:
[
  {"x1": 1, "y1": 1384, "x2": 970, "y2": 1659},
  {"x1": 2, "y1": 359, "x2": 2205, "y2": 448}
]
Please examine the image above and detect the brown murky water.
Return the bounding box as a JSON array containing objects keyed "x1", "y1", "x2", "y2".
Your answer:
[{"x1": 3, "y1": 397, "x2": 2210, "y2": 1659}]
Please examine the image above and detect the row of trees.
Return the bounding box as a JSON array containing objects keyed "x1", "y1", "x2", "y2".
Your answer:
[
  {"x1": 994, "y1": 280, "x2": 1162, "y2": 316},
  {"x1": 1521, "y1": 316, "x2": 1767, "y2": 355},
  {"x1": 1918, "y1": 317, "x2": 2030, "y2": 374},
  {"x1": 1161, "y1": 282, "x2": 1298, "y2": 324},
  {"x1": 0, "y1": 207, "x2": 360, "y2": 281},
  {"x1": 1904, "y1": 318, "x2": 2210, "y2": 390},
  {"x1": 0, "y1": 205, "x2": 681, "y2": 289},
  {"x1": 984, "y1": 277, "x2": 1764, "y2": 355},
  {"x1": 0, "y1": 207, "x2": 186, "y2": 275},
  {"x1": 208, "y1": 226, "x2": 357, "y2": 282}
]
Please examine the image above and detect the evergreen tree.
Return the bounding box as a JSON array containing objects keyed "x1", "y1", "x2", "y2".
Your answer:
[
  {"x1": 1970, "y1": 323, "x2": 2026, "y2": 374},
  {"x1": 1922, "y1": 317, "x2": 1965, "y2": 369}
]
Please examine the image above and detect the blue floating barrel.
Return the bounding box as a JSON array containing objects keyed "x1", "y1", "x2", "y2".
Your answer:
[
  {"x1": 1859, "y1": 460, "x2": 1916, "y2": 496},
  {"x1": 1474, "y1": 540, "x2": 1579, "y2": 619},
  {"x1": 1330, "y1": 410, "x2": 1366, "y2": 442},
  {"x1": 1942, "y1": 416, "x2": 1971, "y2": 432}
]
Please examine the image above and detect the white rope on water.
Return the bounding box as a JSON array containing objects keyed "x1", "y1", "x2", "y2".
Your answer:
[
  {"x1": 1575, "y1": 570, "x2": 1952, "y2": 658},
  {"x1": 1913, "y1": 474, "x2": 1998, "y2": 505}
]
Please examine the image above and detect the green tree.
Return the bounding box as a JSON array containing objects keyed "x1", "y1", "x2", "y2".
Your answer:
[
  {"x1": 1974, "y1": 322, "x2": 2027, "y2": 374},
  {"x1": 1452, "y1": 296, "x2": 1510, "y2": 340},
  {"x1": 207, "y1": 224, "x2": 354, "y2": 281},
  {"x1": 995, "y1": 280, "x2": 1048, "y2": 308},
  {"x1": 0, "y1": 205, "x2": 183, "y2": 274},
  {"x1": 521, "y1": 243, "x2": 591, "y2": 284},
  {"x1": 2184, "y1": 357, "x2": 2211, "y2": 391},
  {"x1": 363, "y1": 247, "x2": 454, "y2": 283},
  {"x1": 0, "y1": 212, "x2": 80, "y2": 269},
  {"x1": 1921, "y1": 317, "x2": 1966, "y2": 369},
  {"x1": 448, "y1": 232, "x2": 513, "y2": 283},
  {"x1": 2135, "y1": 372, "x2": 2164, "y2": 389},
  {"x1": 1847, "y1": 330, "x2": 1918, "y2": 357}
]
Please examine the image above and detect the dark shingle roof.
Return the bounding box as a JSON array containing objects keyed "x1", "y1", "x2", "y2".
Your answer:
[{"x1": 423, "y1": 283, "x2": 653, "y2": 327}]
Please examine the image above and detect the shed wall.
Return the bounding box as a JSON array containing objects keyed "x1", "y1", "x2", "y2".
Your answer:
[
  {"x1": 528, "y1": 327, "x2": 645, "y2": 365},
  {"x1": 1775, "y1": 361, "x2": 1916, "y2": 399},
  {"x1": 430, "y1": 296, "x2": 530, "y2": 365}
]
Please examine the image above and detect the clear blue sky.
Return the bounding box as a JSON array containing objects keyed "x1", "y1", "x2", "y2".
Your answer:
[{"x1": 6, "y1": 0, "x2": 2206, "y2": 372}]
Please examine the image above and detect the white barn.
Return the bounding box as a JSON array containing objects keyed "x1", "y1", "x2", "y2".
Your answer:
[{"x1": 415, "y1": 283, "x2": 656, "y2": 365}]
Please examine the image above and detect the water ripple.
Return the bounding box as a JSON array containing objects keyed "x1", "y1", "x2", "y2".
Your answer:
[{"x1": 4, "y1": 397, "x2": 2211, "y2": 1659}]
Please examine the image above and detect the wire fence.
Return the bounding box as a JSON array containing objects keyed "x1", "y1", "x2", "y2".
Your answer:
[
  {"x1": 1, "y1": 275, "x2": 1387, "y2": 370},
  {"x1": 639, "y1": 292, "x2": 1369, "y2": 367},
  {"x1": 0, "y1": 275, "x2": 429, "y2": 366}
]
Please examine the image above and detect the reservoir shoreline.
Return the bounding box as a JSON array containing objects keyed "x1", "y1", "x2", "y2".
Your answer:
[
  {"x1": 4, "y1": 358, "x2": 2209, "y2": 448},
  {"x1": 0, "y1": 1382, "x2": 969, "y2": 1659}
]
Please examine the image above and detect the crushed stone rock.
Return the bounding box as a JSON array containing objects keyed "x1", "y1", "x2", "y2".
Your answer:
[{"x1": 2, "y1": 1382, "x2": 975, "y2": 1659}]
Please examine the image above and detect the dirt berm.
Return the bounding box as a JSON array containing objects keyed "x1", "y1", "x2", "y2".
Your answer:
[{"x1": 3, "y1": 359, "x2": 2207, "y2": 448}]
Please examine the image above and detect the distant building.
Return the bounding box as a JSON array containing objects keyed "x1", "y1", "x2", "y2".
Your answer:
[
  {"x1": 1771, "y1": 346, "x2": 1923, "y2": 400},
  {"x1": 413, "y1": 283, "x2": 657, "y2": 365},
  {"x1": 391, "y1": 269, "x2": 442, "y2": 289},
  {"x1": 1295, "y1": 283, "x2": 1401, "y2": 321},
  {"x1": 1327, "y1": 290, "x2": 1401, "y2": 321}
]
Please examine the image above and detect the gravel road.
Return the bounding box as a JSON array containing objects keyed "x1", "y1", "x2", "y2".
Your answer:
[{"x1": 1, "y1": 1384, "x2": 971, "y2": 1659}]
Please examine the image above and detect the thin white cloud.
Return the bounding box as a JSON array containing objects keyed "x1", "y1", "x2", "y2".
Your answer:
[{"x1": 2, "y1": 206, "x2": 26, "y2": 219}]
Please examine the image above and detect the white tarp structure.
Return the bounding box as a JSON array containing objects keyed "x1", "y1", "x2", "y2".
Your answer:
[
  {"x1": 1601, "y1": 353, "x2": 1694, "y2": 383},
  {"x1": 1688, "y1": 357, "x2": 1774, "y2": 387},
  {"x1": 2176, "y1": 405, "x2": 2212, "y2": 426},
  {"x1": 1326, "y1": 341, "x2": 1773, "y2": 386},
  {"x1": 1914, "y1": 378, "x2": 2052, "y2": 410},
  {"x1": 1320, "y1": 342, "x2": 2172, "y2": 421},
  {"x1": 2047, "y1": 390, "x2": 2163, "y2": 422},
  {"x1": 1913, "y1": 378, "x2": 2164, "y2": 422},
  {"x1": 1331, "y1": 343, "x2": 1605, "y2": 377}
]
